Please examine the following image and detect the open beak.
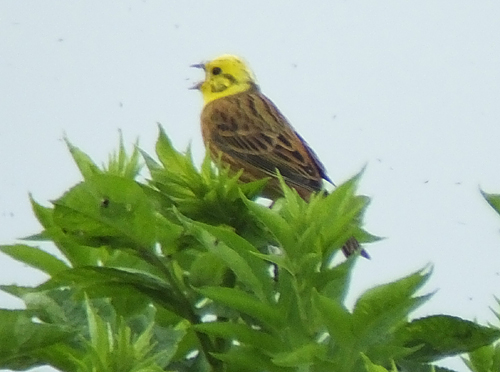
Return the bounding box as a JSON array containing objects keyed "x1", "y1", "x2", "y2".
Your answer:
[
  {"x1": 189, "y1": 81, "x2": 203, "y2": 90},
  {"x1": 190, "y1": 63, "x2": 206, "y2": 70},
  {"x1": 189, "y1": 62, "x2": 206, "y2": 90}
]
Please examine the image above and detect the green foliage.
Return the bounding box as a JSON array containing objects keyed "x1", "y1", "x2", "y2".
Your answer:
[
  {"x1": 481, "y1": 190, "x2": 500, "y2": 217},
  {"x1": 466, "y1": 191, "x2": 500, "y2": 372},
  {"x1": 462, "y1": 298, "x2": 500, "y2": 372},
  {"x1": 0, "y1": 129, "x2": 499, "y2": 372}
]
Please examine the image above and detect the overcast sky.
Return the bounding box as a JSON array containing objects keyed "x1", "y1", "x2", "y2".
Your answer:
[{"x1": 1, "y1": 2, "x2": 500, "y2": 371}]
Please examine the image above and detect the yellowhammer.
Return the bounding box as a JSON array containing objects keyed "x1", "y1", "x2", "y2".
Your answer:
[{"x1": 191, "y1": 55, "x2": 366, "y2": 258}]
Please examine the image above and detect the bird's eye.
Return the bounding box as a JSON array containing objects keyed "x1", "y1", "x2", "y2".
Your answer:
[{"x1": 212, "y1": 67, "x2": 222, "y2": 75}]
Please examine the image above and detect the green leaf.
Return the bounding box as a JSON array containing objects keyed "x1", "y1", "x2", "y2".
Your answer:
[
  {"x1": 79, "y1": 298, "x2": 177, "y2": 372},
  {"x1": 189, "y1": 252, "x2": 227, "y2": 287},
  {"x1": 397, "y1": 315, "x2": 500, "y2": 362},
  {"x1": 28, "y1": 196, "x2": 103, "y2": 267},
  {"x1": 52, "y1": 174, "x2": 157, "y2": 250},
  {"x1": 249, "y1": 250, "x2": 294, "y2": 275},
  {"x1": 1, "y1": 287, "x2": 89, "y2": 330},
  {"x1": 213, "y1": 347, "x2": 288, "y2": 372},
  {"x1": 361, "y1": 353, "x2": 397, "y2": 372},
  {"x1": 313, "y1": 258, "x2": 356, "y2": 302},
  {"x1": 155, "y1": 125, "x2": 201, "y2": 186},
  {"x1": 238, "y1": 177, "x2": 269, "y2": 200},
  {"x1": 314, "y1": 291, "x2": 355, "y2": 347},
  {"x1": 272, "y1": 343, "x2": 326, "y2": 367},
  {"x1": 241, "y1": 196, "x2": 294, "y2": 250},
  {"x1": 140, "y1": 148, "x2": 162, "y2": 170},
  {"x1": 352, "y1": 268, "x2": 431, "y2": 346},
  {"x1": 65, "y1": 137, "x2": 102, "y2": 180},
  {"x1": 0, "y1": 245, "x2": 68, "y2": 275},
  {"x1": 0, "y1": 309, "x2": 75, "y2": 369},
  {"x1": 313, "y1": 172, "x2": 362, "y2": 229},
  {"x1": 182, "y1": 217, "x2": 273, "y2": 302},
  {"x1": 85, "y1": 297, "x2": 111, "y2": 365},
  {"x1": 194, "y1": 322, "x2": 284, "y2": 353},
  {"x1": 36, "y1": 342, "x2": 87, "y2": 372},
  {"x1": 29, "y1": 196, "x2": 55, "y2": 236},
  {"x1": 0, "y1": 285, "x2": 35, "y2": 299},
  {"x1": 104, "y1": 132, "x2": 142, "y2": 179},
  {"x1": 464, "y1": 343, "x2": 500, "y2": 372},
  {"x1": 41, "y1": 266, "x2": 190, "y2": 320},
  {"x1": 481, "y1": 190, "x2": 500, "y2": 217},
  {"x1": 196, "y1": 287, "x2": 282, "y2": 329}
]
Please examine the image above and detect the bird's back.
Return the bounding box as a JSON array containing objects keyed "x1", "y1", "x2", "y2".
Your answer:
[{"x1": 201, "y1": 90, "x2": 331, "y2": 199}]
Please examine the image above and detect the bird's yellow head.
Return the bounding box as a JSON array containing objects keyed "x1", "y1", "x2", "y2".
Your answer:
[{"x1": 191, "y1": 55, "x2": 258, "y2": 104}]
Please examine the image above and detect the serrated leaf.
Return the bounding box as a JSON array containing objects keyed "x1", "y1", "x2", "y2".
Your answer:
[
  {"x1": 52, "y1": 174, "x2": 157, "y2": 250},
  {"x1": 239, "y1": 178, "x2": 269, "y2": 199},
  {"x1": 249, "y1": 250, "x2": 294, "y2": 275},
  {"x1": 397, "y1": 315, "x2": 500, "y2": 362},
  {"x1": 213, "y1": 346, "x2": 288, "y2": 372},
  {"x1": 241, "y1": 196, "x2": 294, "y2": 250},
  {"x1": 465, "y1": 344, "x2": 498, "y2": 372},
  {"x1": 196, "y1": 287, "x2": 282, "y2": 329},
  {"x1": 85, "y1": 297, "x2": 111, "y2": 362},
  {"x1": 313, "y1": 172, "x2": 362, "y2": 226},
  {"x1": 0, "y1": 285, "x2": 36, "y2": 299},
  {"x1": 481, "y1": 190, "x2": 500, "y2": 217},
  {"x1": 189, "y1": 252, "x2": 227, "y2": 287},
  {"x1": 0, "y1": 309, "x2": 75, "y2": 367},
  {"x1": 105, "y1": 132, "x2": 142, "y2": 179},
  {"x1": 314, "y1": 291, "x2": 355, "y2": 346},
  {"x1": 155, "y1": 125, "x2": 201, "y2": 186},
  {"x1": 314, "y1": 258, "x2": 356, "y2": 302},
  {"x1": 194, "y1": 322, "x2": 284, "y2": 353},
  {"x1": 0, "y1": 245, "x2": 68, "y2": 275},
  {"x1": 27, "y1": 197, "x2": 103, "y2": 267},
  {"x1": 40, "y1": 267, "x2": 189, "y2": 320},
  {"x1": 361, "y1": 354, "x2": 396, "y2": 372},
  {"x1": 353, "y1": 268, "x2": 431, "y2": 343},
  {"x1": 29, "y1": 197, "x2": 54, "y2": 229},
  {"x1": 65, "y1": 137, "x2": 102, "y2": 180},
  {"x1": 182, "y1": 218, "x2": 272, "y2": 302},
  {"x1": 272, "y1": 343, "x2": 326, "y2": 367},
  {"x1": 140, "y1": 149, "x2": 163, "y2": 173}
]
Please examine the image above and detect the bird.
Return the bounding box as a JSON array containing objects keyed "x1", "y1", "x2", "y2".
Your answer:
[{"x1": 191, "y1": 55, "x2": 366, "y2": 258}]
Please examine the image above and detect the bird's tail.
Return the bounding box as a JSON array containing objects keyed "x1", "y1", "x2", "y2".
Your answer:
[{"x1": 341, "y1": 236, "x2": 370, "y2": 259}]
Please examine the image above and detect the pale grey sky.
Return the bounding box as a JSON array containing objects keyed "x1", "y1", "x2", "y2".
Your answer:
[{"x1": 1, "y1": 1, "x2": 500, "y2": 371}]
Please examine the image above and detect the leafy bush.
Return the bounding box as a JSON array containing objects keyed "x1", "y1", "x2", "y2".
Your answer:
[
  {"x1": 0, "y1": 127, "x2": 498, "y2": 372},
  {"x1": 460, "y1": 192, "x2": 500, "y2": 372}
]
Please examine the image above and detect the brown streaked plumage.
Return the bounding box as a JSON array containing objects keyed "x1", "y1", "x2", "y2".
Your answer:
[
  {"x1": 201, "y1": 88, "x2": 331, "y2": 200},
  {"x1": 192, "y1": 55, "x2": 367, "y2": 258}
]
